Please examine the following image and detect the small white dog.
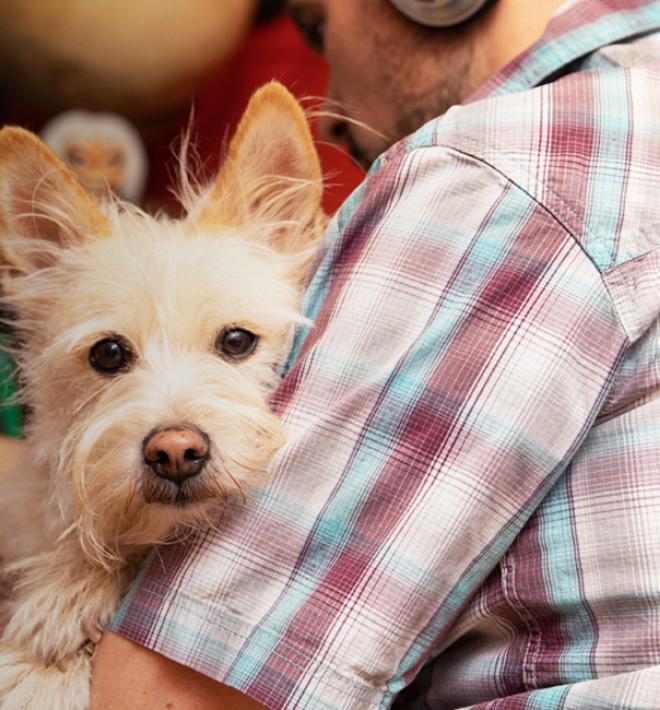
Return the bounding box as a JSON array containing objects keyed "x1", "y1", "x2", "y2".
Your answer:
[{"x1": 0, "y1": 82, "x2": 324, "y2": 709}]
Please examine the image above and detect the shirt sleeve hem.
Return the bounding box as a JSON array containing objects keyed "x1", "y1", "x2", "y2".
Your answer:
[{"x1": 110, "y1": 577, "x2": 390, "y2": 710}]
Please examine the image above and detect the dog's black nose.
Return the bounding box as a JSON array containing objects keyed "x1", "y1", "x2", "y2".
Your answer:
[{"x1": 143, "y1": 426, "x2": 209, "y2": 483}]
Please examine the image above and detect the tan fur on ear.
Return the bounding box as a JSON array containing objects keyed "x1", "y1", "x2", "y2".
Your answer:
[
  {"x1": 0, "y1": 127, "x2": 110, "y2": 272},
  {"x1": 198, "y1": 81, "x2": 323, "y2": 230}
]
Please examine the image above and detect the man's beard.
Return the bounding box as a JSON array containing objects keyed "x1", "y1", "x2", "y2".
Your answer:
[{"x1": 351, "y1": 44, "x2": 476, "y2": 170}]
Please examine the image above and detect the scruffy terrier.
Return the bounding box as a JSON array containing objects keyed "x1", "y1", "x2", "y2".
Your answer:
[{"x1": 0, "y1": 82, "x2": 324, "y2": 709}]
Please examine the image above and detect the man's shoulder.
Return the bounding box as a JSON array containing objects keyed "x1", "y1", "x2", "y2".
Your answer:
[{"x1": 378, "y1": 62, "x2": 660, "y2": 272}]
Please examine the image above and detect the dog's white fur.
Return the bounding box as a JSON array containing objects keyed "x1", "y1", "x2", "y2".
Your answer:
[{"x1": 0, "y1": 82, "x2": 324, "y2": 709}]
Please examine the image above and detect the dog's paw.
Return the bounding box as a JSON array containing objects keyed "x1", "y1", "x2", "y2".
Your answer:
[{"x1": 0, "y1": 646, "x2": 91, "y2": 710}]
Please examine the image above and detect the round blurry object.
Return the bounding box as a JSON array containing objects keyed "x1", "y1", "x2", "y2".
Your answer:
[
  {"x1": 0, "y1": 0, "x2": 257, "y2": 117},
  {"x1": 41, "y1": 111, "x2": 148, "y2": 203}
]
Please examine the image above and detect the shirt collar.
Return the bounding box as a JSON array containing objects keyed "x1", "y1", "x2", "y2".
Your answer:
[{"x1": 466, "y1": 0, "x2": 660, "y2": 103}]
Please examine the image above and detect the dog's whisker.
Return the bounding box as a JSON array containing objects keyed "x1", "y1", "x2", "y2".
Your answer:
[{"x1": 209, "y1": 459, "x2": 249, "y2": 503}]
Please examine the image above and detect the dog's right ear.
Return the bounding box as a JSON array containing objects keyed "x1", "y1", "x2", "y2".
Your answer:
[
  {"x1": 0, "y1": 127, "x2": 109, "y2": 275},
  {"x1": 195, "y1": 82, "x2": 323, "y2": 251}
]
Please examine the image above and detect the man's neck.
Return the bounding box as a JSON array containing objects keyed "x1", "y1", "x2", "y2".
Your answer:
[{"x1": 478, "y1": 0, "x2": 568, "y2": 79}]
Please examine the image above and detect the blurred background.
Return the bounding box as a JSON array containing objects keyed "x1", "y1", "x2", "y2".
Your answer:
[{"x1": 0, "y1": 0, "x2": 364, "y2": 437}]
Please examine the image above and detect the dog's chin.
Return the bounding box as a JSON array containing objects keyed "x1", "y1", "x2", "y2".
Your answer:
[{"x1": 141, "y1": 471, "x2": 223, "y2": 508}]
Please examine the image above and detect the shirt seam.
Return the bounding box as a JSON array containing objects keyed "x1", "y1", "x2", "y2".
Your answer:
[
  {"x1": 123, "y1": 578, "x2": 387, "y2": 707},
  {"x1": 383, "y1": 142, "x2": 632, "y2": 343},
  {"x1": 435, "y1": 138, "x2": 605, "y2": 266},
  {"x1": 501, "y1": 550, "x2": 543, "y2": 691}
]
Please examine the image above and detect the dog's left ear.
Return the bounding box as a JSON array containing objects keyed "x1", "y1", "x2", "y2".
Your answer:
[
  {"x1": 196, "y1": 82, "x2": 324, "y2": 254},
  {"x1": 0, "y1": 126, "x2": 110, "y2": 276}
]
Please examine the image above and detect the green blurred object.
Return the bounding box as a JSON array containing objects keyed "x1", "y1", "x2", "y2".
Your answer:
[{"x1": 0, "y1": 346, "x2": 21, "y2": 438}]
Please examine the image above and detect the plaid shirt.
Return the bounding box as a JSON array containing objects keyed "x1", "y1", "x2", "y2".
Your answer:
[{"x1": 113, "y1": 1, "x2": 660, "y2": 707}]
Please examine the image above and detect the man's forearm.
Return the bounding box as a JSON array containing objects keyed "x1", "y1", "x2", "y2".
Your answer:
[{"x1": 91, "y1": 631, "x2": 265, "y2": 709}]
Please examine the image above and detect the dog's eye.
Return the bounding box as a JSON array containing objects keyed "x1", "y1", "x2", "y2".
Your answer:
[
  {"x1": 215, "y1": 328, "x2": 258, "y2": 361},
  {"x1": 89, "y1": 338, "x2": 133, "y2": 374}
]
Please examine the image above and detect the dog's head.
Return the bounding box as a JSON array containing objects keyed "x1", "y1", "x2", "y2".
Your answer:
[{"x1": 0, "y1": 83, "x2": 324, "y2": 564}]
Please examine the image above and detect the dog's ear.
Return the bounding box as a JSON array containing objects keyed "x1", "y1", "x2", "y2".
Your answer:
[
  {"x1": 0, "y1": 127, "x2": 110, "y2": 274},
  {"x1": 196, "y1": 82, "x2": 323, "y2": 251}
]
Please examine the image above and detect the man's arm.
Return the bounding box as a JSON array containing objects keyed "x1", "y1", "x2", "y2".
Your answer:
[{"x1": 92, "y1": 631, "x2": 264, "y2": 709}]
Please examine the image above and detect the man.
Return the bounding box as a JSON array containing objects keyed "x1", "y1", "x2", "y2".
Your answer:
[{"x1": 93, "y1": 0, "x2": 660, "y2": 707}]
